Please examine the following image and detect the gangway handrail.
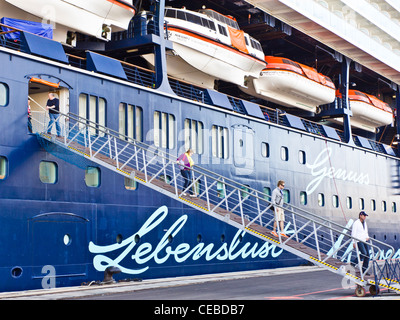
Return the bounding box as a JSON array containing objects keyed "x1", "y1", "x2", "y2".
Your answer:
[
  {"x1": 61, "y1": 112, "x2": 395, "y2": 258},
  {"x1": 33, "y1": 108, "x2": 396, "y2": 289}
]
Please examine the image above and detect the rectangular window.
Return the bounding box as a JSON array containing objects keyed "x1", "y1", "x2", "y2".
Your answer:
[
  {"x1": 332, "y1": 195, "x2": 339, "y2": 208},
  {"x1": 359, "y1": 198, "x2": 365, "y2": 210},
  {"x1": 371, "y1": 199, "x2": 376, "y2": 211},
  {"x1": 154, "y1": 111, "x2": 175, "y2": 149},
  {"x1": 300, "y1": 191, "x2": 307, "y2": 205},
  {"x1": 263, "y1": 187, "x2": 271, "y2": 200},
  {"x1": 119, "y1": 103, "x2": 143, "y2": 141},
  {"x1": 283, "y1": 190, "x2": 290, "y2": 203},
  {"x1": 85, "y1": 166, "x2": 100, "y2": 187},
  {"x1": 0, "y1": 83, "x2": 9, "y2": 107},
  {"x1": 261, "y1": 142, "x2": 269, "y2": 158},
  {"x1": 212, "y1": 125, "x2": 229, "y2": 159},
  {"x1": 79, "y1": 94, "x2": 106, "y2": 135},
  {"x1": 281, "y1": 146, "x2": 289, "y2": 161},
  {"x1": 184, "y1": 119, "x2": 203, "y2": 154},
  {"x1": 0, "y1": 156, "x2": 8, "y2": 179},
  {"x1": 124, "y1": 177, "x2": 137, "y2": 190},
  {"x1": 318, "y1": 193, "x2": 325, "y2": 207},
  {"x1": 39, "y1": 161, "x2": 58, "y2": 184}
]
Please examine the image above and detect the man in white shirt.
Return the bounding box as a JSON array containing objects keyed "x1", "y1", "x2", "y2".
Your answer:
[{"x1": 351, "y1": 211, "x2": 370, "y2": 274}]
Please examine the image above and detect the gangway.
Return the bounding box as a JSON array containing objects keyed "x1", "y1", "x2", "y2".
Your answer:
[{"x1": 33, "y1": 110, "x2": 399, "y2": 297}]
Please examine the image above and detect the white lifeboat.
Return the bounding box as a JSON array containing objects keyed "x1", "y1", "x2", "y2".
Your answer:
[
  {"x1": 241, "y1": 56, "x2": 336, "y2": 112},
  {"x1": 4, "y1": 0, "x2": 136, "y2": 41},
  {"x1": 143, "y1": 7, "x2": 266, "y2": 88},
  {"x1": 333, "y1": 90, "x2": 393, "y2": 132}
]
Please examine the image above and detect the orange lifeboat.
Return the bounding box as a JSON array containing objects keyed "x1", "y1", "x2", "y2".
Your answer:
[
  {"x1": 241, "y1": 56, "x2": 336, "y2": 112},
  {"x1": 334, "y1": 90, "x2": 393, "y2": 132}
]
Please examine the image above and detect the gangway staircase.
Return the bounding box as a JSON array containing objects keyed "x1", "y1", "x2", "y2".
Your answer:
[{"x1": 35, "y1": 111, "x2": 400, "y2": 297}]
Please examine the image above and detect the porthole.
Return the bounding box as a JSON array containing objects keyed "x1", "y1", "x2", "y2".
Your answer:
[
  {"x1": 63, "y1": 234, "x2": 72, "y2": 246},
  {"x1": 197, "y1": 234, "x2": 202, "y2": 243},
  {"x1": 221, "y1": 234, "x2": 226, "y2": 243},
  {"x1": 116, "y1": 234, "x2": 123, "y2": 244},
  {"x1": 11, "y1": 267, "x2": 23, "y2": 278},
  {"x1": 134, "y1": 234, "x2": 141, "y2": 243}
]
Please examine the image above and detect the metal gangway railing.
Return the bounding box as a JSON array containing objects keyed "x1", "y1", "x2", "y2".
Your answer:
[{"x1": 32, "y1": 107, "x2": 399, "y2": 297}]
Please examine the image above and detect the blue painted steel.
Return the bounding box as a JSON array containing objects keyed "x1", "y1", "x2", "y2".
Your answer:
[
  {"x1": 86, "y1": 52, "x2": 127, "y2": 80},
  {"x1": 20, "y1": 32, "x2": 68, "y2": 63},
  {"x1": 1, "y1": 16, "x2": 400, "y2": 292}
]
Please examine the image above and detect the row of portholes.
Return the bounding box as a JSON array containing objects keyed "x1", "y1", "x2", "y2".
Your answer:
[{"x1": 115, "y1": 233, "x2": 242, "y2": 244}]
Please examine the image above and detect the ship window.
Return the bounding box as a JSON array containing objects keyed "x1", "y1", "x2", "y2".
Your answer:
[
  {"x1": 382, "y1": 201, "x2": 387, "y2": 212},
  {"x1": 217, "y1": 24, "x2": 227, "y2": 37},
  {"x1": 300, "y1": 191, "x2": 307, "y2": 205},
  {"x1": 85, "y1": 166, "x2": 100, "y2": 187},
  {"x1": 79, "y1": 94, "x2": 107, "y2": 136},
  {"x1": 119, "y1": 103, "x2": 143, "y2": 142},
  {"x1": 124, "y1": 177, "x2": 137, "y2": 190},
  {"x1": 201, "y1": 18, "x2": 216, "y2": 31},
  {"x1": 318, "y1": 193, "x2": 325, "y2": 207},
  {"x1": 263, "y1": 187, "x2": 271, "y2": 200},
  {"x1": 154, "y1": 111, "x2": 175, "y2": 149},
  {"x1": 0, "y1": 83, "x2": 9, "y2": 107},
  {"x1": 392, "y1": 202, "x2": 397, "y2": 213},
  {"x1": 261, "y1": 142, "x2": 270, "y2": 157},
  {"x1": 280, "y1": 146, "x2": 289, "y2": 161},
  {"x1": 186, "y1": 12, "x2": 202, "y2": 26},
  {"x1": 212, "y1": 125, "x2": 229, "y2": 159},
  {"x1": 177, "y1": 10, "x2": 186, "y2": 21},
  {"x1": 359, "y1": 198, "x2": 365, "y2": 210},
  {"x1": 332, "y1": 195, "x2": 339, "y2": 208},
  {"x1": 241, "y1": 185, "x2": 250, "y2": 199},
  {"x1": 217, "y1": 182, "x2": 225, "y2": 198},
  {"x1": 39, "y1": 161, "x2": 58, "y2": 184},
  {"x1": 298, "y1": 150, "x2": 306, "y2": 164},
  {"x1": 346, "y1": 196, "x2": 352, "y2": 209},
  {"x1": 165, "y1": 9, "x2": 176, "y2": 18},
  {"x1": 184, "y1": 119, "x2": 204, "y2": 154},
  {"x1": 0, "y1": 156, "x2": 8, "y2": 179},
  {"x1": 371, "y1": 199, "x2": 376, "y2": 211},
  {"x1": 283, "y1": 190, "x2": 290, "y2": 203}
]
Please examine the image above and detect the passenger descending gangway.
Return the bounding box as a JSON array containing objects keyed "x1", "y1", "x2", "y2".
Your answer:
[{"x1": 34, "y1": 111, "x2": 400, "y2": 297}]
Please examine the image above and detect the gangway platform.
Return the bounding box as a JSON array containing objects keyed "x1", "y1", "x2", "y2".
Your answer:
[{"x1": 34, "y1": 111, "x2": 400, "y2": 297}]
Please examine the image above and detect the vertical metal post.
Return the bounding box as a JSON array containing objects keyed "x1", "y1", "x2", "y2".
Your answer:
[
  {"x1": 340, "y1": 56, "x2": 355, "y2": 145},
  {"x1": 151, "y1": 0, "x2": 174, "y2": 94},
  {"x1": 204, "y1": 175, "x2": 210, "y2": 211}
]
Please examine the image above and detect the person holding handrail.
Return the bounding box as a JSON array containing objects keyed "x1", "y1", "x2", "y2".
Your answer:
[
  {"x1": 46, "y1": 92, "x2": 62, "y2": 137},
  {"x1": 351, "y1": 211, "x2": 370, "y2": 275},
  {"x1": 177, "y1": 149, "x2": 196, "y2": 197}
]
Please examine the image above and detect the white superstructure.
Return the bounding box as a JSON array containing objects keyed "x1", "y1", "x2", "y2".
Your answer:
[{"x1": 246, "y1": 0, "x2": 400, "y2": 86}]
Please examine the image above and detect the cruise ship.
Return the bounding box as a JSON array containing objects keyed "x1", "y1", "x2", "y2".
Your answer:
[{"x1": 1, "y1": 0, "x2": 400, "y2": 293}]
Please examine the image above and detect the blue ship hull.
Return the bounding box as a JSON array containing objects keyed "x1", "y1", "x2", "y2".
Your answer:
[{"x1": 0, "y1": 29, "x2": 399, "y2": 292}]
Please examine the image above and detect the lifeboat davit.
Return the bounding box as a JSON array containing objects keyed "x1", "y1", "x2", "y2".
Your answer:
[
  {"x1": 4, "y1": 0, "x2": 136, "y2": 40},
  {"x1": 143, "y1": 7, "x2": 266, "y2": 88},
  {"x1": 332, "y1": 90, "x2": 393, "y2": 132},
  {"x1": 241, "y1": 56, "x2": 336, "y2": 112}
]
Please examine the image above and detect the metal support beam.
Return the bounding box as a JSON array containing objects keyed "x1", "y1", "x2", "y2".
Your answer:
[
  {"x1": 151, "y1": 0, "x2": 174, "y2": 94},
  {"x1": 340, "y1": 56, "x2": 355, "y2": 145}
]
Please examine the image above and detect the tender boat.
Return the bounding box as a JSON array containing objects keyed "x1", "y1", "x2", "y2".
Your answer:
[
  {"x1": 143, "y1": 7, "x2": 266, "y2": 88},
  {"x1": 2, "y1": 0, "x2": 136, "y2": 41},
  {"x1": 241, "y1": 56, "x2": 336, "y2": 112},
  {"x1": 331, "y1": 90, "x2": 393, "y2": 132}
]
